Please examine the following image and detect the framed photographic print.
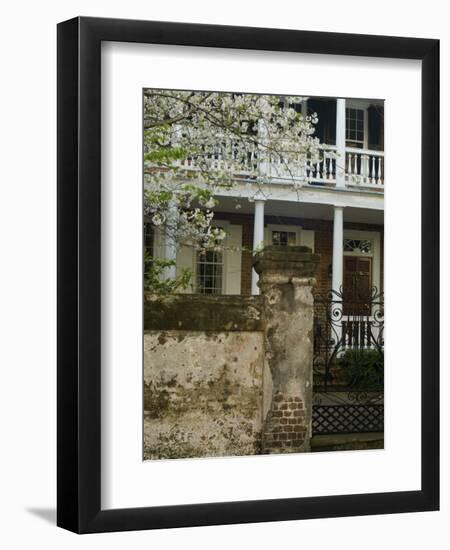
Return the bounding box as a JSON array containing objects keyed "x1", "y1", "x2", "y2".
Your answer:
[{"x1": 57, "y1": 17, "x2": 439, "y2": 533}]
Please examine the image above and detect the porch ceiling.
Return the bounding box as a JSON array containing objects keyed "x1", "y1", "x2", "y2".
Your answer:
[{"x1": 214, "y1": 196, "x2": 384, "y2": 226}]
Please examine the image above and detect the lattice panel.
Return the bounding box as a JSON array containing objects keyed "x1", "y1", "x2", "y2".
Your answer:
[{"x1": 312, "y1": 404, "x2": 384, "y2": 435}]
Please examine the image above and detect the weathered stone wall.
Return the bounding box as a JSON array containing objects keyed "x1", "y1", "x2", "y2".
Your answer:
[
  {"x1": 144, "y1": 246, "x2": 320, "y2": 459},
  {"x1": 144, "y1": 295, "x2": 266, "y2": 459}
]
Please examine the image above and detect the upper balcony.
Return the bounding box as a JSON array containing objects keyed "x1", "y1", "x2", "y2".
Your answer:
[
  {"x1": 144, "y1": 96, "x2": 385, "y2": 203},
  {"x1": 167, "y1": 98, "x2": 385, "y2": 193}
]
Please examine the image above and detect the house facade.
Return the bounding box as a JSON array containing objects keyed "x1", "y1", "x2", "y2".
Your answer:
[
  {"x1": 145, "y1": 96, "x2": 384, "y2": 310},
  {"x1": 145, "y1": 94, "x2": 385, "y2": 445}
]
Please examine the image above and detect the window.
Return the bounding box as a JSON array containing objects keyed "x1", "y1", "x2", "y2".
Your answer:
[
  {"x1": 272, "y1": 230, "x2": 297, "y2": 246},
  {"x1": 196, "y1": 250, "x2": 223, "y2": 294},
  {"x1": 343, "y1": 238, "x2": 372, "y2": 255},
  {"x1": 346, "y1": 107, "x2": 365, "y2": 148}
]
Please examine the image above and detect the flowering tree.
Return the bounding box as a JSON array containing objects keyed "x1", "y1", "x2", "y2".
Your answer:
[{"x1": 143, "y1": 89, "x2": 327, "y2": 291}]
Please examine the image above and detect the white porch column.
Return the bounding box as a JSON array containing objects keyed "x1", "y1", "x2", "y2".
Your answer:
[
  {"x1": 336, "y1": 98, "x2": 346, "y2": 188},
  {"x1": 332, "y1": 206, "x2": 344, "y2": 345},
  {"x1": 251, "y1": 198, "x2": 266, "y2": 295},
  {"x1": 332, "y1": 206, "x2": 344, "y2": 294},
  {"x1": 162, "y1": 202, "x2": 178, "y2": 280}
]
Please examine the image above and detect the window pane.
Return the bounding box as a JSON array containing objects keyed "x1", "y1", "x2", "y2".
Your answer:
[
  {"x1": 196, "y1": 250, "x2": 223, "y2": 294},
  {"x1": 346, "y1": 108, "x2": 365, "y2": 146},
  {"x1": 272, "y1": 230, "x2": 296, "y2": 246}
]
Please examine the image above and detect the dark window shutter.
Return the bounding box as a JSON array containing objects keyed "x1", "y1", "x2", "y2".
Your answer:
[
  {"x1": 308, "y1": 99, "x2": 336, "y2": 145},
  {"x1": 368, "y1": 104, "x2": 384, "y2": 150}
]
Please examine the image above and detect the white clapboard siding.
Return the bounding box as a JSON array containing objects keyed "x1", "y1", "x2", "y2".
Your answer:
[
  {"x1": 224, "y1": 224, "x2": 242, "y2": 295},
  {"x1": 176, "y1": 244, "x2": 195, "y2": 294},
  {"x1": 300, "y1": 229, "x2": 315, "y2": 252}
]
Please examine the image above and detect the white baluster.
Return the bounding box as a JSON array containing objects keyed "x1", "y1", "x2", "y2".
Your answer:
[
  {"x1": 377, "y1": 157, "x2": 382, "y2": 185},
  {"x1": 371, "y1": 155, "x2": 376, "y2": 185},
  {"x1": 362, "y1": 154, "x2": 367, "y2": 183},
  {"x1": 347, "y1": 153, "x2": 352, "y2": 176},
  {"x1": 354, "y1": 153, "x2": 358, "y2": 177}
]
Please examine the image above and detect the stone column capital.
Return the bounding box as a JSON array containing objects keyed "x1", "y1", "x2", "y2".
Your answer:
[{"x1": 252, "y1": 245, "x2": 321, "y2": 283}]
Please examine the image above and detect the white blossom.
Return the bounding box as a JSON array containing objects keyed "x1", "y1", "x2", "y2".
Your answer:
[{"x1": 143, "y1": 90, "x2": 331, "y2": 254}]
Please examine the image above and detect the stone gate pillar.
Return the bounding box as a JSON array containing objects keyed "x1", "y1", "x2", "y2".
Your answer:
[{"x1": 253, "y1": 245, "x2": 320, "y2": 453}]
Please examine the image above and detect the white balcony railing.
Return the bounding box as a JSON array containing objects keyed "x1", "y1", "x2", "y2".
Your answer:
[
  {"x1": 177, "y1": 143, "x2": 259, "y2": 177},
  {"x1": 166, "y1": 143, "x2": 384, "y2": 189},
  {"x1": 345, "y1": 148, "x2": 384, "y2": 188},
  {"x1": 272, "y1": 146, "x2": 384, "y2": 188}
]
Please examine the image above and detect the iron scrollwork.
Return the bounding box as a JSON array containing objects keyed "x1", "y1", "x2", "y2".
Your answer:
[{"x1": 312, "y1": 286, "x2": 384, "y2": 435}]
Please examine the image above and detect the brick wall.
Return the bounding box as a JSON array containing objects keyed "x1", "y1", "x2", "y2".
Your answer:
[{"x1": 262, "y1": 393, "x2": 307, "y2": 453}]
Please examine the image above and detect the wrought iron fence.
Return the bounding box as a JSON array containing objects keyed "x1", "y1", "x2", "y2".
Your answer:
[{"x1": 312, "y1": 286, "x2": 384, "y2": 436}]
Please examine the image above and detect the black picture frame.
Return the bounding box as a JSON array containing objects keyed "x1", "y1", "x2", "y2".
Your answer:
[{"x1": 57, "y1": 16, "x2": 439, "y2": 533}]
